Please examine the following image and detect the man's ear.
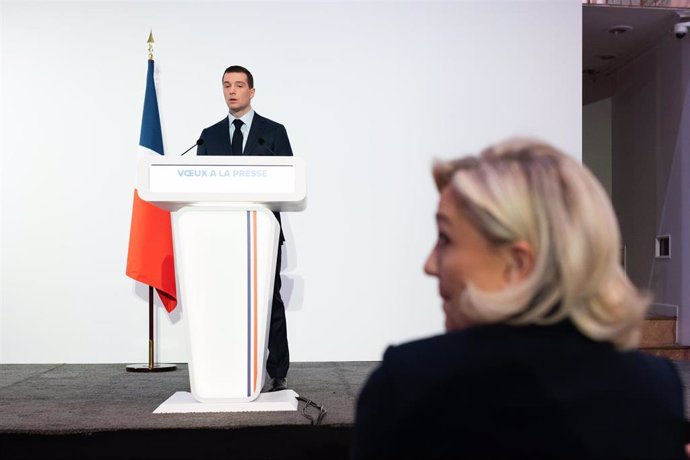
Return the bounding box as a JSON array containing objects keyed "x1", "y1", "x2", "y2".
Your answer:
[{"x1": 503, "y1": 240, "x2": 535, "y2": 284}]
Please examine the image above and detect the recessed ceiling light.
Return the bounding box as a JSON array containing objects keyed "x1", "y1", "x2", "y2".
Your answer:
[{"x1": 608, "y1": 25, "x2": 633, "y2": 35}]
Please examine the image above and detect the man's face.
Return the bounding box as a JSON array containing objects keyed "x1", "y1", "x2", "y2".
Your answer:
[{"x1": 223, "y1": 72, "x2": 255, "y2": 116}]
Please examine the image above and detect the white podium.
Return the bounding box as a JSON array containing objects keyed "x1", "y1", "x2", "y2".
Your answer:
[{"x1": 138, "y1": 155, "x2": 306, "y2": 404}]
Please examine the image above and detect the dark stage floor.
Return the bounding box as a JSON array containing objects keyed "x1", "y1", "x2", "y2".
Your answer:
[
  {"x1": 0, "y1": 362, "x2": 377, "y2": 459},
  {"x1": 2, "y1": 360, "x2": 690, "y2": 459}
]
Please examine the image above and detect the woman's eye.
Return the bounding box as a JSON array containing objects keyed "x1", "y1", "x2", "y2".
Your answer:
[{"x1": 437, "y1": 233, "x2": 449, "y2": 246}]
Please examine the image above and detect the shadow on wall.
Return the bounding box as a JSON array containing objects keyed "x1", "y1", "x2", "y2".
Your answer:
[{"x1": 279, "y1": 215, "x2": 305, "y2": 313}]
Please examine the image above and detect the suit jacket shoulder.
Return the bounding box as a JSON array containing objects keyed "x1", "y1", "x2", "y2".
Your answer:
[
  {"x1": 197, "y1": 117, "x2": 230, "y2": 155},
  {"x1": 244, "y1": 112, "x2": 293, "y2": 157},
  {"x1": 352, "y1": 322, "x2": 686, "y2": 459}
]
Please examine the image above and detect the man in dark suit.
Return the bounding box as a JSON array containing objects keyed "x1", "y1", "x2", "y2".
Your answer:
[{"x1": 197, "y1": 65, "x2": 291, "y2": 392}]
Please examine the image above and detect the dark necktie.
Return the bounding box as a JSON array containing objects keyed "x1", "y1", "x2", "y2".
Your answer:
[{"x1": 232, "y1": 119, "x2": 244, "y2": 155}]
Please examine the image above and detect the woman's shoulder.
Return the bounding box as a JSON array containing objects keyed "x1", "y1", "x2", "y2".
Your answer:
[
  {"x1": 380, "y1": 321, "x2": 682, "y2": 384},
  {"x1": 383, "y1": 322, "x2": 556, "y2": 360},
  {"x1": 378, "y1": 323, "x2": 523, "y2": 377}
]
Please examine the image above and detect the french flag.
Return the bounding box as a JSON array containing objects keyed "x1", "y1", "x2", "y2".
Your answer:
[{"x1": 125, "y1": 57, "x2": 177, "y2": 312}]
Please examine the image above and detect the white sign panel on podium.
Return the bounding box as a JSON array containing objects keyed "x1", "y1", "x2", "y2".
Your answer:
[{"x1": 138, "y1": 155, "x2": 306, "y2": 212}]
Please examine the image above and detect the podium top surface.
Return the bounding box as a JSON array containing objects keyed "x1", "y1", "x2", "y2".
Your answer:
[{"x1": 137, "y1": 155, "x2": 306, "y2": 212}]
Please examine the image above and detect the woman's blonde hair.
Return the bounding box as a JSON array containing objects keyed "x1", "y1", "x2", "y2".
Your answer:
[{"x1": 432, "y1": 138, "x2": 649, "y2": 349}]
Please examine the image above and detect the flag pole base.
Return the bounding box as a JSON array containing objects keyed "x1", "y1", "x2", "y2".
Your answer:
[{"x1": 126, "y1": 363, "x2": 177, "y2": 373}]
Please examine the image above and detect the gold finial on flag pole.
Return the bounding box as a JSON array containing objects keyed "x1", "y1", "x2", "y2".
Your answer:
[{"x1": 147, "y1": 30, "x2": 155, "y2": 60}]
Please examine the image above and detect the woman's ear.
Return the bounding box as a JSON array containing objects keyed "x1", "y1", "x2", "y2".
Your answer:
[{"x1": 503, "y1": 240, "x2": 535, "y2": 284}]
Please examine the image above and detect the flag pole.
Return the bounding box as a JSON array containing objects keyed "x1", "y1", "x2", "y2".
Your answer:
[
  {"x1": 148, "y1": 286, "x2": 155, "y2": 367},
  {"x1": 126, "y1": 286, "x2": 176, "y2": 372},
  {"x1": 126, "y1": 31, "x2": 176, "y2": 373}
]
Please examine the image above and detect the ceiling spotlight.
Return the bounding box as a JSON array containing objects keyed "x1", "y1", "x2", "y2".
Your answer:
[{"x1": 608, "y1": 25, "x2": 633, "y2": 35}]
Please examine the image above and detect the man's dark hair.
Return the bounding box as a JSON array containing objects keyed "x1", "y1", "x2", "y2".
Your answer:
[{"x1": 223, "y1": 65, "x2": 254, "y2": 88}]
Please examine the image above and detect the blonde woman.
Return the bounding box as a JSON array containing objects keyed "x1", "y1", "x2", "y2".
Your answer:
[{"x1": 352, "y1": 139, "x2": 685, "y2": 459}]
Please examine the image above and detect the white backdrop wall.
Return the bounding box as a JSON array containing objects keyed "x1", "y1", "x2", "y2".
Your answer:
[{"x1": 1, "y1": 0, "x2": 581, "y2": 363}]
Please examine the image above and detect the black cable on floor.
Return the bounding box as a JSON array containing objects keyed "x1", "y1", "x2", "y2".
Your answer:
[{"x1": 296, "y1": 395, "x2": 327, "y2": 425}]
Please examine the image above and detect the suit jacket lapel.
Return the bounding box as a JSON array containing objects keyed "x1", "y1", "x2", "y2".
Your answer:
[
  {"x1": 219, "y1": 117, "x2": 232, "y2": 155},
  {"x1": 245, "y1": 112, "x2": 264, "y2": 155}
]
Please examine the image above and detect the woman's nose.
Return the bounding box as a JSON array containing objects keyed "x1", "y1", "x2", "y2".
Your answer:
[{"x1": 424, "y1": 249, "x2": 438, "y2": 276}]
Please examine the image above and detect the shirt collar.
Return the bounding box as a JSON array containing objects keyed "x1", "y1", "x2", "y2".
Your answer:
[{"x1": 228, "y1": 109, "x2": 255, "y2": 131}]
